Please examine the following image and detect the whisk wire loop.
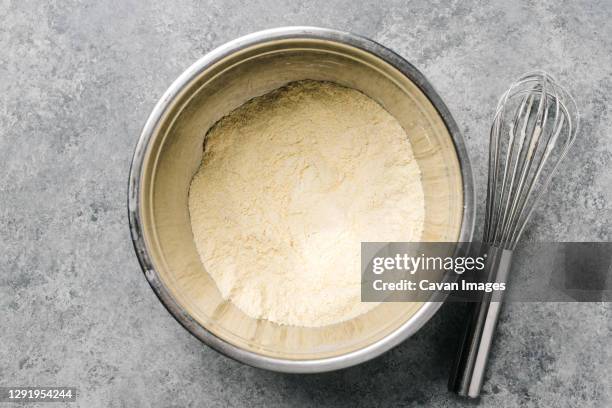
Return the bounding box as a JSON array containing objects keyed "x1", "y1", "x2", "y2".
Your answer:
[{"x1": 484, "y1": 71, "x2": 578, "y2": 249}]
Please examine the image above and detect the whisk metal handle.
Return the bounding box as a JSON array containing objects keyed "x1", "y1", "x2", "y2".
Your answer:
[{"x1": 449, "y1": 245, "x2": 513, "y2": 398}]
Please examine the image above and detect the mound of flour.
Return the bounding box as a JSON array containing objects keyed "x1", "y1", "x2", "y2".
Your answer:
[{"x1": 188, "y1": 80, "x2": 424, "y2": 327}]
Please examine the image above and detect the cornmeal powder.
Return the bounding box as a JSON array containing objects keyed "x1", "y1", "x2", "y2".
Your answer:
[{"x1": 189, "y1": 80, "x2": 424, "y2": 327}]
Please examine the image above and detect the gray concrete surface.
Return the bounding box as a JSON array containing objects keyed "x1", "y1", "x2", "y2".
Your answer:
[{"x1": 1, "y1": 0, "x2": 611, "y2": 407}]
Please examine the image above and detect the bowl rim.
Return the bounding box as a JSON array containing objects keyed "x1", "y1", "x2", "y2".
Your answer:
[{"x1": 127, "y1": 26, "x2": 475, "y2": 373}]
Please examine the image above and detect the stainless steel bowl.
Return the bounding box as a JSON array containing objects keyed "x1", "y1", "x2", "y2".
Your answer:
[{"x1": 128, "y1": 27, "x2": 475, "y2": 372}]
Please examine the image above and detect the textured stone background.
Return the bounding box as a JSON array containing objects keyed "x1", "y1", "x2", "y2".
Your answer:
[{"x1": 1, "y1": 1, "x2": 610, "y2": 407}]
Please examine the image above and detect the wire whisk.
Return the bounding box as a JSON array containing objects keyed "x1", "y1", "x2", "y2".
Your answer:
[{"x1": 450, "y1": 71, "x2": 579, "y2": 398}]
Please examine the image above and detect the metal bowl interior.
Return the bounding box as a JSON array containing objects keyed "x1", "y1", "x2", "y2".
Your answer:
[{"x1": 128, "y1": 27, "x2": 474, "y2": 372}]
